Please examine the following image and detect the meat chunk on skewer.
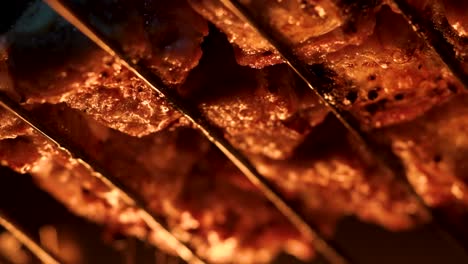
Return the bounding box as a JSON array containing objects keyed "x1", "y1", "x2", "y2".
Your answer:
[
  {"x1": 1, "y1": 0, "x2": 210, "y2": 136},
  {"x1": 381, "y1": 94, "x2": 468, "y2": 209},
  {"x1": 188, "y1": 1, "x2": 465, "y2": 129},
  {"x1": 252, "y1": 116, "x2": 428, "y2": 234},
  {"x1": 183, "y1": 32, "x2": 330, "y2": 159},
  {"x1": 188, "y1": 0, "x2": 380, "y2": 68},
  {"x1": 324, "y1": 6, "x2": 465, "y2": 128},
  {"x1": 387, "y1": 0, "x2": 468, "y2": 80}
]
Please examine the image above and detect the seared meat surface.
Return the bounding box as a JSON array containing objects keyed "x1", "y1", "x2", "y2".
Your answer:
[
  {"x1": 188, "y1": 0, "x2": 380, "y2": 68},
  {"x1": 324, "y1": 6, "x2": 464, "y2": 128},
  {"x1": 392, "y1": 0, "x2": 468, "y2": 76},
  {"x1": 183, "y1": 33, "x2": 330, "y2": 159},
  {"x1": 73, "y1": 0, "x2": 209, "y2": 85},
  {"x1": 252, "y1": 116, "x2": 427, "y2": 234},
  {"x1": 189, "y1": 1, "x2": 465, "y2": 129},
  {"x1": 381, "y1": 94, "x2": 468, "y2": 208},
  {"x1": 0, "y1": 101, "x2": 430, "y2": 263},
  {"x1": 1, "y1": 3, "x2": 177, "y2": 137},
  {"x1": 0, "y1": 0, "x2": 468, "y2": 263},
  {"x1": 0, "y1": 106, "x2": 311, "y2": 263}
]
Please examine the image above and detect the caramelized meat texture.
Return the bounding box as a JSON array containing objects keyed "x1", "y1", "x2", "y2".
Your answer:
[
  {"x1": 188, "y1": 0, "x2": 380, "y2": 68},
  {"x1": 380, "y1": 94, "x2": 468, "y2": 209},
  {"x1": 4, "y1": 11, "x2": 331, "y2": 160},
  {"x1": 323, "y1": 6, "x2": 465, "y2": 128},
  {"x1": 0, "y1": 105, "x2": 311, "y2": 264},
  {"x1": 0, "y1": 0, "x2": 210, "y2": 136},
  {"x1": 1, "y1": 0, "x2": 468, "y2": 263},
  {"x1": 252, "y1": 116, "x2": 428, "y2": 234},
  {"x1": 0, "y1": 103, "x2": 430, "y2": 263},
  {"x1": 72, "y1": 0, "x2": 209, "y2": 84},
  {"x1": 0, "y1": 108, "x2": 30, "y2": 140},
  {"x1": 392, "y1": 0, "x2": 468, "y2": 76},
  {"x1": 183, "y1": 32, "x2": 329, "y2": 159},
  {"x1": 189, "y1": 1, "x2": 465, "y2": 129}
]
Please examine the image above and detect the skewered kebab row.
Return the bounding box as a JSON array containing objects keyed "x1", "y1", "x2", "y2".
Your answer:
[
  {"x1": 0, "y1": 99, "x2": 431, "y2": 263},
  {"x1": 189, "y1": 0, "x2": 465, "y2": 127},
  {"x1": 189, "y1": 0, "x2": 467, "y2": 72},
  {"x1": 0, "y1": 105, "x2": 312, "y2": 263},
  {"x1": 0, "y1": 0, "x2": 468, "y2": 262},
  {"x1": 2, "y1": 0, "x2": 465, "y2": 159},
  {"x1": 1, "y1": 1, "x2": 331, "y2": 160}
]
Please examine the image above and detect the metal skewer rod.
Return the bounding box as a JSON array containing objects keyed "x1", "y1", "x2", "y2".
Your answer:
[{"x1": 0, "y1": 211, "x2": 61, "y2": 264}]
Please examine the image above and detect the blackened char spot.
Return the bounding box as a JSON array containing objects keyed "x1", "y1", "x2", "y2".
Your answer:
[
  {"x1": 100, "y1": 71, "x2": 109, "y2": 78},
  {"x1": 345, "y1": 90, "x2": 358, "y2": 103},
  {"x1": 367, "y1": 89, "x2": 379, "y2": 100},
  {"x1": 448, "y1": 83, "x2": 458, "y2": 93},
  {"x1": 339, "y1": 0, "x2": 381, "y2": 33},
  {"x1": 307, "y1": 63, "x2": 337, "y2": 94},
  {"x1": 365, "y1": 99, "x2": 388, "y2": 114},
  {"x1": 262, "y1": 50, "x2": 274, "y2": 56},
  {"x1": 283, "y1": 113, "x2": 311, "y2": 134},
  {"x1": 81, "y1": 188, "x2": 91, "y2": 195},
  {"x1": 394, "y1": 93, "x2": 404, "y2": 100}
]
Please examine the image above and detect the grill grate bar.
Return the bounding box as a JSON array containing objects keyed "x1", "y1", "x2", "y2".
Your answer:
[
  {"x1": 218, "y1": 0, "x2": 468, "y2": 257},
  {"x1": 0, "y1": 93, "x2": 205, "y2": 264},
  {"x1": 42, "y1": 0, "x2": 350, "y2": 264},
  {"x1": 390, "y1": 0, "x2": 468, "y2": 89},
  {"x1": 0, "y1": 211, "x2": 61, "y2": 264}
]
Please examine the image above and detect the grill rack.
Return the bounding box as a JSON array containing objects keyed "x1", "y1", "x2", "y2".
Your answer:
[{"x1": 0, "y1": 0, "x2": 467, "y2": 263}]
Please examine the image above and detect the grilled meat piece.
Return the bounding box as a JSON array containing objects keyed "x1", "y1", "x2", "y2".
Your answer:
[
  {"x1": 324, "y1": 6, "x2": 465, "y2": 128},
  {"x1": 381, "y1": 94, "x2": 468, "y2": 209},
  {"x1": 0, "y1": 108, "x2": 30, "y2": 140},
  {"x1": 0, "y1": 1, "x2": 206, "y2": 136},
  {"x1": 390, "y1": 0, "x2": 468, "y2": 76},
  {"x1": 188, "y1": 0, "x2": 379, "y2": 68},
  {"x1": 72, "y1": 0, "x2": 209, "y2": 85},
  {"x1": 252, "y1": 116, "x2": 428, "y2": 234},
  {"x1": 183, "y1": 33, "x2": 329, "y2": 159},
  {"x1": 3, "y1": 12, "x2": 330, "y2": 159},
  {"x1": 189, "y1": 1, "x2": 465, "y2": 129},
  {"x1": 0, "y1": 105, "x2": 311, "y2": 264},
  {"x1": 404, "y1": 0, "x2": 468, "y2": 37},
  {"x1": 0, "y1": 102, "x2": 430, "y2": 262},
  {"x1": 442, "y1": 0, "x2": 468, "y2": 37},
  {"x1": 0, "y1": 0, "x2": 467, "y2": 262}
]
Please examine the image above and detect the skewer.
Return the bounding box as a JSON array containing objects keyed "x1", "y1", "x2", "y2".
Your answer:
[
  {"x1": 390, "y1": 0, "x2": 468, "y2": 89},
  {"x1": 218, "y1": 0, "x2": 468, "y2": 257},
  {"x1": 0, "y1": 211, "x2": 61, "y2": 264},
  {"x1": 42, "y1": 0, "x2": 351, "y2": 264},
  {"x1": 0, "y1": 93, "x2": 204, "y2": 264}
]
